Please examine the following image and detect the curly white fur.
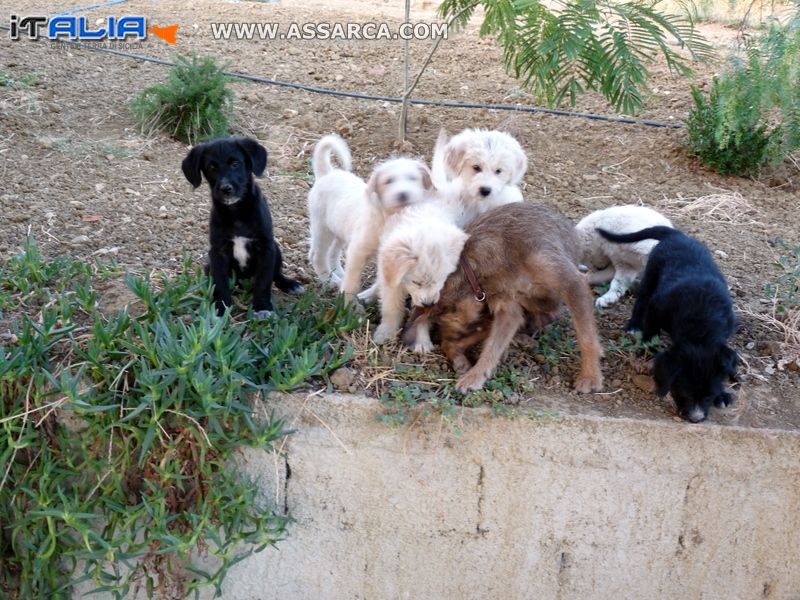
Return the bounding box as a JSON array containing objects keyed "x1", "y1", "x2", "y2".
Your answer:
[
  {"x1": 307, "y1": 134, "x2": 434, "y2": 301},
  {"x1": 575, "y1": 205, "x2": 673, "y2": 308},
  {"x1": 372, "y1": 202, "x2": 468, "y2": 347},
  {"x1": 431, "y1": 128, "x2": 527, "y2": 227}
]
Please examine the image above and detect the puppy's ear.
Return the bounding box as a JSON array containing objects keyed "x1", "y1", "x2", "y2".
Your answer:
[
  {"x1": 365, "y1": 167, "x2": 382, "y2": 206},
  {"x1": 181, "y1": 145, "x2": 204, "y2": 188},
  {"x1": 236, "y1": 137, "x2": 268, "y2": 176},
  {"x1": 380, "y1": 239, "x2": 418, "y2": 288},
  {"x1": 510, "y1": 144, "x2": 528, "y2": 185},
  {"x1": 418, "y1": 162, "x2": 434, "y2": 191},
  {"x1": 444, "y1": 142, "x2": 465, "y2": 178},
  {"x1": 653, "y1": 350, "x2": 680, "y2": 397},
  {"x1": 718, "y1": 345, "x2": 739, "y2": 382}
]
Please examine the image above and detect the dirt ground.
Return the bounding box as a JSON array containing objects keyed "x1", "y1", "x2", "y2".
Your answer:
[{"x1": 1, "y1": 0, "x2": 799, "y2": 429}]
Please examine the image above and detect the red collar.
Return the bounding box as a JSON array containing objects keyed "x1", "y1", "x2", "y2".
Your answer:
[{"x1": 460, "y1": 256, "x2": 486, "y2": 302}]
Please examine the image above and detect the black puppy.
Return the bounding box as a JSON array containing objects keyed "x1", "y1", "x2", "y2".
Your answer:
[
  {"x1": 182, "y1": 137, "x2": 303, "y2": 317},
  {"x1": 597, "y1": 226, "x2": 738, "y2": 423}
]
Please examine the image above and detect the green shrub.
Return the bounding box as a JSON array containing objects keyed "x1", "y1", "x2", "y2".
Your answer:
[
  {"x1": 0, "y1": 239, "x2": 359, "y2": 598},
  {"x1": 439, "y1": 0, "x2": 713, "y2": 115},
  {"x1": 686, "y1": 17, "x2": 800, "y2": 176},
  {"x1": 131, "y1": 54, "x2": 234, "y2": 144}
]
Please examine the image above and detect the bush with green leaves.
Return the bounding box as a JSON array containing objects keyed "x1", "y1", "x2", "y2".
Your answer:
[
  {"x1": 686, "y1": 13, "x2": 800, "y2": 176},
  {"x1": 0, "y1": 239, "x2": 359, "y2": 599},
  {"x1": 767, "y1": 241, "x2": 800, "y2": 312},
  {"x1": 131, "y1": 54, "x2": 234, "y2": 144},
  {"x1": 438, "y1": 0, "x2": 712, "y2": 114}
]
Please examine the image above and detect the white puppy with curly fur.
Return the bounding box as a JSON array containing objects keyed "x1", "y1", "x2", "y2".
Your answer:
[
  {"x1": 307, "y1": 134, "x2": 434, "y2": 302},
  {"x1": 576, "y1": 204, "x2": 673, "y2": 308},
  {"x1": 372, "y1": 202, "x2": 468, "y2": 348},
  {"x1": 431, "y1": 128, "x2": 527, "y2": 227}
]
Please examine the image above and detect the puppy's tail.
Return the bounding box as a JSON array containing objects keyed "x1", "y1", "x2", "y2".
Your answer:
[
  {"x1": 596, "y1": 226, "x2": 677, "y2": 244},
  {"x1": 312, "y1": 134, "x2": 352, "y2": 179},
  {"x1": 430, "y1": 128, "x2": 449, "y2": 190}
]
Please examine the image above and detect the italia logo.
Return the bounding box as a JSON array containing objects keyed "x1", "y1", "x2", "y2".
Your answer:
[{"x1": 9, "y1": 15, "x2": 178, "y2": 44}]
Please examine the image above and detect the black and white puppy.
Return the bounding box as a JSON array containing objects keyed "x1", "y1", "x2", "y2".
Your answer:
[
  {"x1": 182, "y1": 137, "x2": 303, "y2": 317},
  {"x1": 597, "y1": 226, "x2": 738, "y2": 423}
]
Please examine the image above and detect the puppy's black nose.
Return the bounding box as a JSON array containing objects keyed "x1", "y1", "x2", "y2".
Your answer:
[
  {"x1": 220, "y1": 183, "x2": 234, "y2": 195},
  {"x1": 422, "y1": 301, "x2": 434, "y2": 307},
  {"x1": 397, "y1": 192, "x2": 409, "y2": 203},
  {"x1": 479, "y1": 186, "x2": 491, "y2": 197}
]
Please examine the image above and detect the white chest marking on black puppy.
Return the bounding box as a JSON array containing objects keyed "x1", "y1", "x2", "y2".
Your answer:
[{"x1": 232, "y1": 236, "x2": 251, "y2": 269}]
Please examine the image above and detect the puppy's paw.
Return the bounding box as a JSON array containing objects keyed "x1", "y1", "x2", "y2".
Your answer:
[
  {"x1": 714, "y1": 391, "x2": 735, "y2": 408},
  {"x1": 456, "y1": 369, "x2": 488, "y2": 394},
  {"x1": 573, "y1": 372, "x2": 603, "y2": 394},
  {"x1": 342, "y1": 292, "x2": 359, "y2": 306},
  {"x1": 595, "y1": 294, "x2": 618, "y2": 309},
  {"x1": 253, "y1": 309, "x2": 275, "y2": 320},
  {"x1": 412, "y1": 339, "x2": 434, "y2": 354},
  {"x1": 373, "y1": 323, "x2": 396, "y2": 345},
  {"x1": 283, "y1": 282, "x2": 305, "y2": 295}
]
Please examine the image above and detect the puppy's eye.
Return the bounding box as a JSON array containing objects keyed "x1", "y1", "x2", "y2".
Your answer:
[
  {"x1": 495, "y1": 168, "x2": 502, "y2": 175},
  {"x1": 411, "y1": 280, "x2": 422, "y2": 286},
  {"x1": 207, "y1": 164, "x2": 217, "y2": 172},
  {"x1": 472, "y1": 165, "x2": 482, "y2": 173},
  {"x1": 230, "y1": 160, "x2": 241, "y2": 168},
  {"x1": 385, "y1": 177, "x2": 394, "y2": 184}
]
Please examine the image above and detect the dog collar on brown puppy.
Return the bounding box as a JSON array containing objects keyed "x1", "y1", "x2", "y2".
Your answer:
[{"x1": 460, "y1": 256, "x2": 486, "y2": 302}]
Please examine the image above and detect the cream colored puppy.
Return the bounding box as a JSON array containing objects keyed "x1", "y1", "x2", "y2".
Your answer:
[
  {"x1": 307, "y1": 134, "x2": 434, "y2": 301},
  {"x1": 431, "y1": 128, "x2": 527, "y2": 227},
  {"x1": 373, "y1": 202, "x2": 468, "y2": 347},
  {"x1": 575, "y1": 205, "x2": 673, "y2": 308}
]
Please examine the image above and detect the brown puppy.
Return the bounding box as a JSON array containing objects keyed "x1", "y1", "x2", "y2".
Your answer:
[{"x1": 410, "y1": 203, "x2": 603, "y2": 394}]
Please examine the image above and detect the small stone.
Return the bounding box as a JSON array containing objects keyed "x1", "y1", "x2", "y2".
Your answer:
[
  {"x1": 611, "y1": 378, "x2": 622, "y2": 387},
  {"x1": 95, "y1": 183, "x2": 106, "y2": 193},
  {"x1": 0, "y1": 332, "x2": 18, "y2": 344},
  {"x1": 533, "y1": 354, "x2": 546, "y2": 364},
  {"x1": 745, "y1": 342, "x2": 755, "y2": 350},
  {"x1": 330, "y1": 367, "x2": 356, "y2": 391},
  {"x1": 282, "y1": 108, "x2": 298, "y2": 119},
  {"x1": 70, "y1": 235, "x2": 90, "y2": 245},
  {"x1": 715, "y1": 250, "x2": 729, "y2": 259},
  {"x1": 632, "y1": 374, "x2": 656, "y2": 393}
]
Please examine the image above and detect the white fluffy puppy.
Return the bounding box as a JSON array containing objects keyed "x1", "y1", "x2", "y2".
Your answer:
[
  {"x1": 373, "y1": 202, "x2": 468, "y2": 348},
  {"x1": 307, "y1": 134, "x2": 434, "y2": 301},
  {"x1": 431, "y1": 128, "x2": 527, "y2": 226},
  {"x1": 575, "y1": 205, "x2": 673, "y2": 308}
]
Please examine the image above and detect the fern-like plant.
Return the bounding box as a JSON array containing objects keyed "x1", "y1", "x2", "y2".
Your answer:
[
  {"x1": 131, "y1": 54, "x2": 234, "y2": 144},
  {"x1": 438, "y1": 0, "x2": 713, "y2": 114},
  {"x1": 686, "y1": 12, "x2": 800, "y2": 175}
]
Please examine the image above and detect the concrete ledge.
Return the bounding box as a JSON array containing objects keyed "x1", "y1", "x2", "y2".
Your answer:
[{"x1": 212, "y1": 393, "x2": 800, "y2": 599}]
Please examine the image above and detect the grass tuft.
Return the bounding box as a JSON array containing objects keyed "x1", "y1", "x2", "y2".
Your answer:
[
  {"x1": 130, "y1": 54, "x2": 234, "y2": 144},
  {"x1": 0, "y1": 238, "x2": 359, "y2": 598}
]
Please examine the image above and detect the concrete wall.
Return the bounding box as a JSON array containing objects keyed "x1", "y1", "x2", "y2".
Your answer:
[{"x1": 211, "y1": 393, "x2": 800, "y2": 600}]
